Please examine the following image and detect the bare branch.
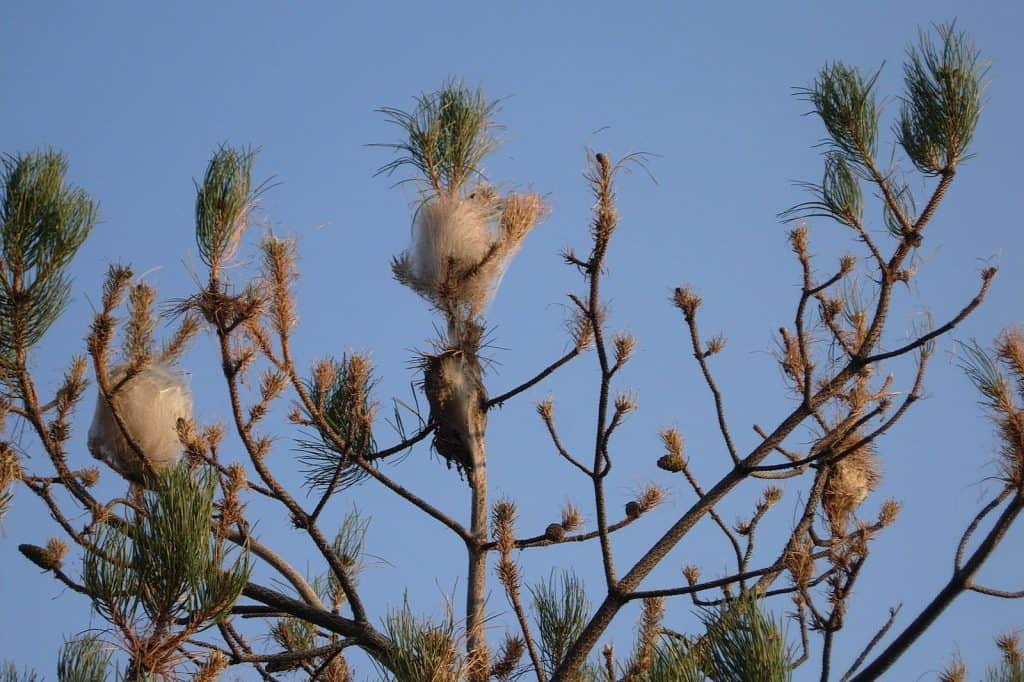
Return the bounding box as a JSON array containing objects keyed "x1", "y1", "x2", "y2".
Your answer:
[
  {"x1": 863, "y1": 267, "x2": 996, "y2": 364},
  {"x1": 537, "y1": 399, "x2": 592, "y2": 477},
  {"x1": 966, "y1": 583, "x2": 1024, "y2": 599},
  {"x1": 483, "y1": 513, "x2": 641, "y2": 552},
  {"x1": 955, "y1": 487, "x2": 1011, "y2": 571},
  {"x1": 677, "y1": 296, "x2": 740, "y2": 464},
  {"x1": 486, "y1": 347, "x2": 582, "y2": 410},
  {"x1": 851, "y1": 494, "x2": 1024, "y2": 681}
]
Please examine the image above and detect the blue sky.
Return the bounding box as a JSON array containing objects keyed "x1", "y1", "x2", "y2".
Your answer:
[{"x1": 1, "y1": 2, "x2": 1022, "y2": 679}]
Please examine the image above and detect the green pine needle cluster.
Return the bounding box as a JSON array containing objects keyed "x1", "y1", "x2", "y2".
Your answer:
[
  {"x1": 0, "y1": 150, "x2": 96, "y2": 356},
  {"x1": 0, "y1": 662, "x2": 40, "y2": 682},
  {"x1": 298, "y1": 355, "x2": 378, "y2": 494},
  {"x1": 376, "y1": 79, "x2": 500, "y2": 197},
  {"x1": 629, "y1": 638, "x2": 704, "y2": 682},
  {"x1": 519, "y1": 572, "x2": 790, "y2": 680},
  {"x1": 327, "y1": 507, "x2": 369, "y2": 605},
  {"x1": 57, "y1": 635, "x2": 112, "y2": 682},
  {"x1": 194, "y1": 144, "x2": 266, "y2": 269},
  {"x1": 898, "y1": 24, "x2": 986, "y2": 176},
  {"x1": 782, "y1": 152, "x2": 863, "y2": 228},
  {"x1": 82, "y1": 464, "x2": 251, "y2": 661},
  {"x1": 957, "y1": 338, "x2": 1010, "y2": 409},
  {"x1": 380, "y1": 597, "x2": 463, "y2": 682},
  {"x1": 529, "y1": 570, "x2": 596, "y2": 680},
  {"x1": 986, "y1": 661, "x2": 1024, "y2": 682},
  {"x1": 801, "y1": 62, "x2": 880, "y2": 166},
  {"x1": 785, "y1": 24, "x2": 981, "y2": 236},
  {"x1": 881, "y1": 179, "x2": 918, "y2": 237},
  {"x1": 697, "y1": 596, "x2": 793, "y2": 682}
]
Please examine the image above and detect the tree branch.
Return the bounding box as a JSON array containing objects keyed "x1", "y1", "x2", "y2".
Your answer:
[
  {"x1": 486, "y1": 347, "x2": 582, "y2": 410},
  {"x1": 863, "y1": 267, "x2": 996, "y2": 364},
  {"x1": 851, "y1": 493, "x2": 1024, "y2": 681}
]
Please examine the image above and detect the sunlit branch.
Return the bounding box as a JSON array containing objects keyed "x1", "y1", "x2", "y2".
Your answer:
[
  {"x1": 966, "y1": 583, "x2": 1024, "y2": 599},
  {"x1": 839, "y1": 605, "x2": 901, "y2": 682},
  {"x1": 364, "y1": 422, "x2": 434, "y2": 462},
  {"x1": 225, "y1": 529, "x2": 323, "y2": 608},
  {"x1": 680, "y1": 302, "x2": 740, "y2": 464},
  {"x1": 486, "y1": 347, "x2": 582, "y2": 410},
  {"x1": 851, "y1": 494, "x2": 1024, "y2": 681},
  {"x1": 676, "y1": 455, "x2": 744, "y2": 574},
  {"x1": 954, "y1": 486, "x2": 1010, "y2": 571},
  {"x1": 482, "y1": 513, "x2": 640, "y2": 552},
  {"x1": 863, "y1": 267, "x2": 996, "y2": 364},
  {"x1": 691, "y1": 568, "x2": 837, "y2": 608},
  {"x1": 538, "y1": 403, "x2": 592, "y2": 477}
]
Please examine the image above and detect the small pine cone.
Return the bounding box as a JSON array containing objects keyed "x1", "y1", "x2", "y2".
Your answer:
[
  {"x1": 657, "y1": 453, "x2": 685, "y2": 473},
  {"x1": 625, "y1": 501, "x2": 642, "y2": 519},
  {"x1": 19, "y1": 543, "x2": 60, "y2": 571},
  {"x1": 545, "y1": 523, "x2": 566, "y2": 542}
]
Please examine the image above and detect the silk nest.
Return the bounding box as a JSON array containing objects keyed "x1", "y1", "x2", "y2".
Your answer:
[{"x1": 88, "y1": 364, "x2": 193, "y2": 482}]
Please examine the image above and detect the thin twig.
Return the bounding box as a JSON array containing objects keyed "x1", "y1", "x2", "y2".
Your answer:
[
  {"x1": 851, "y1": 494, "x2": 1024, "y2": 681},
  {"x1": 863, "y1": 267, "x2": 996, "y2": 364},
  {"x1": 966, "y1": 583, "x2": 1024, "y2": 599},
  {"x1": 682, "y1": 305, "x2": 740, "y2": 464},
  {"x1": 955, "y1": 487, "x2": 1011, "y2": 571},
  {"x1": 539, "y1": 407, "x2": 592, "y2": 476},
  {"x1": 486, "y1": 347, "x2": 582, "y2": 409},
  {"x1": 840, "y1": 605, "x2": 902, "y2": 682},
  {"x1": 482, "y1": 514, "x2": 640, "y2": 552}
]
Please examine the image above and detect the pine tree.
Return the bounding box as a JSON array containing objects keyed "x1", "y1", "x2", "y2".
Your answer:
[{"x1": 2, "y1": 24, "x2": 1021, "y2": 681}]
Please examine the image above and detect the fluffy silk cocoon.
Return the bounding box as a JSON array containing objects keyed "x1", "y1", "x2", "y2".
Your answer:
[
  {"x1": 423, "y1": 352, "x2": 487, "y2": 469},
  {"x1": 410, "y1": 195, "x2": 499, "y2": 298},
  {"x1": 88, "y1": 365, "x2": 192, "y2": 482}
]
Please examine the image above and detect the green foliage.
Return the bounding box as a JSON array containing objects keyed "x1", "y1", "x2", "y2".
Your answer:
[
  {"x1": 82, "y1": 519, "x2": 137, "y2": 625},
  {"x1": 898, "y1": 23, "x2": 986, "y2": 175},
  {"x1": 83, "y1": 463, "x2": 251, "y2": 634},
  {"x1": 0, "y1": 489, "x2": 11, "y2": 525},
  {"x1": 376, "y1": 78, "x2": 500, "y2": 197},
  {"x1": 881, "y1": 178, "x2": 918, "y2": 236},
  {"x1": 0, "y1": 150, "x2": 96, "y2": 356},
  {"x1": 781, "y1": 151, "x2": 863, "y2": 228},
  {"x1": 271, "y1": 613, "x2": 316, "y2": 655},
  {"x1": 301, "y1": 507, "x2": 372, "y2": 614},
  {"x1": 957, "y1": 339, "x2": 1011, "y2": 409},
  {"x1": 0, "y1": 662, "x2": 40, "y2": 682},
  {"x1": 194, "y1": 144, "x2": 265, "y2": 269},
  {"x1": 379, "y1": 597, "x2": 463, "y2": 682},
  {"x1": 697, "y1": 596, "x2": 793, "y2": 682},
  {"x1": 329, "y1": 507, "x2": 369, "y2": 595},
  {"x1": 787, "y1": 25, "x2": 984, "y2": 240},
  {"x1": 299, "y1": 355, "x2": 377, "y2": 493},
  {"x1": 987, "y1": 663, "x2": 1024, "y2": 682},
  {"x1": 632, "y1": 638, "x2": 704, "y2": 682},
  {"x1": 58, "y1": 635, "x2": 112, "y2": 682},
  {"x1": 529, "y1": 569, "x2": 594, "y2": 679},
  {"x1": 800, "y1": 62, "x2": 880, "y2": 166}
]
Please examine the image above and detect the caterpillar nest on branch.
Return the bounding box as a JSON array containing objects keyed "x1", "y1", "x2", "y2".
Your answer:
[
  {"x1": 393, "y1": 187, "x2": 547, "y2": 319},
  {"x1": 422, "y1": 350, "x2": 487, "y2": 471},
  {"x1": 88, "y1": 364, "x2": 192, "y2": 483},
  {"x1": 822, "y1": 445, "x2": 880, "y2": 536}
]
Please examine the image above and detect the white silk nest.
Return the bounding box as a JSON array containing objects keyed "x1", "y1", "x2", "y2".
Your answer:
[
  {"x1": 394, "y1": 188, "x2": 546, "y2": 321},
  {"x1": 87, "y1": 364, "x2": 192, "y2": 482},
  {"x1": 412, "y1": 195, "x2": 498, "y2": 281}
]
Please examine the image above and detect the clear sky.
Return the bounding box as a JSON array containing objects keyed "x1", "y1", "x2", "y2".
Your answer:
[{"x1": 1, "y1": 2, "x2": 1022, "y2": 679}]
